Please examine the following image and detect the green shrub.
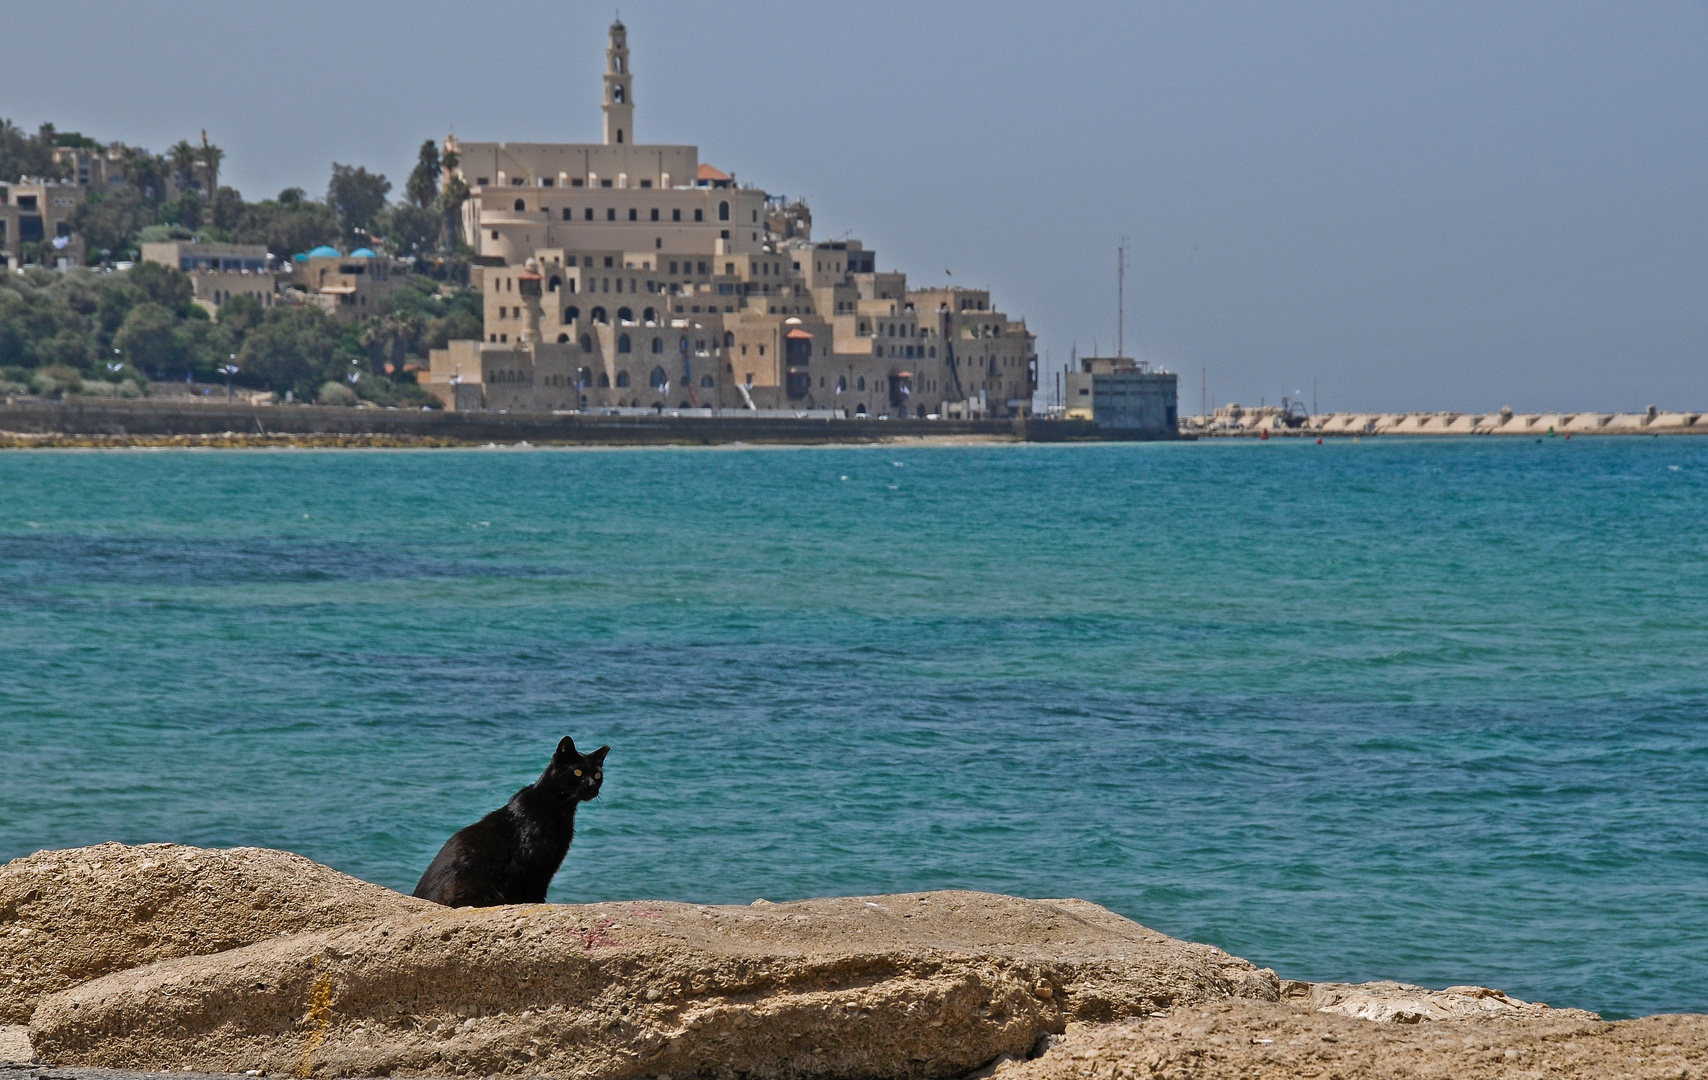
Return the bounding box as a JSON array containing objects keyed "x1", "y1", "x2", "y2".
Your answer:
[{"x1": 317, "y1": 380, "x2": 358, "y2": 406}]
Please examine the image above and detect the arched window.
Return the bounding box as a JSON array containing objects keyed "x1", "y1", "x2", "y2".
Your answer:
[
  {"x1": 591, "y1": 306, "x2": 607, "y2": 323},
  {"x1": 565, "y1": 306, "x2": 579, "y2": 322},
  {"x1": 855, "y1": 402, "x2": 867, "y2": 415},
  {"x1": 650, "y1": 337, "x2": 663, "y2": 354},
  {"x1": 613, "y1": 84, "x2": 625, "y2": 104},
  {"x1": 857, "y1": 376, "x2": 866, "y2": 391},
  {"x1": 616, "y1": 371, "x2": 631, "y2": 387},
  {"x1": 718, "y1": 201, "x2": 729, "y2": 221},
  {"x1": 723, "y1": 331, "x2": 735, "y2": 347},
  {"x1": 616, "y1": 129, "x2": 624, "y2": 143},
  {"x1": 577, "y1": 367, "x2": 592, "y2": 387},
  {"x1": 837, "y1": 376, "x2": 847, "y2": 392},
  {"x1": 514, "y1": 199, "x2": 526, "y2": 211},
  {"x1": 556, "y1": 333, "x2": 569, "y2": 343},
  {"x1": 700, "y1": 374, "x2": 714, "y2": 388},
  {"x1": 598, "y1": 372, "x2": 611, "y2": 387},
  {"x1": 579, "y1": 334, "x2": 593, "y2": 352},
  {"x1": 617, "y1": 306, "x2": 633, "y2": 322},
  {"x1": 548, "y1": 276, "x2": 560, "y2": 292},
  {"x1": 617, "y1": 334, "x2": 631, "y2": 353},
  {"x1": 649, "y1": 366, "x2": 667, "y2": 388},
  {"x1": 643, "y1": 307, "x2": 657, "y2": 323}
]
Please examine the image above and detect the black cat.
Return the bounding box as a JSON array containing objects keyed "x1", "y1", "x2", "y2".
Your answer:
[{"x1": 413, "y1": 737, "x2": 609, "y2": 907}]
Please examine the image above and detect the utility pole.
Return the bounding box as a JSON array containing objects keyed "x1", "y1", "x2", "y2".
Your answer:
[{"x1": 1116, "y1": 238, "x2": 1126, "y2": 358}]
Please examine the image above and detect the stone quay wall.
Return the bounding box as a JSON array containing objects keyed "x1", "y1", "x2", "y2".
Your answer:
[{"x1": 0, "y1": 399, "x2": 1180, "y2": 447}]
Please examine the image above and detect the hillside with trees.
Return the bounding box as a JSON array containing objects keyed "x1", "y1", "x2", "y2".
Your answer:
[{"x1": 2, "y1": 125, "x2": 479, "y2": 405}]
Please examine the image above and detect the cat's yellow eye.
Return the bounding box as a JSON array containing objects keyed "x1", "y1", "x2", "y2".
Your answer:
[
  {"x1": 573, "y1": 769, "x2": 582, "y2": 776},
  {"x1": 594, "y1": 771, "x2": 602, "y2": 779}
]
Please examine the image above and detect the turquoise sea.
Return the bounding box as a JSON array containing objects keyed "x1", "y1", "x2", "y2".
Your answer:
[{"x1": 2, "y1": 438, "x2": 1705, "y2": 1019}]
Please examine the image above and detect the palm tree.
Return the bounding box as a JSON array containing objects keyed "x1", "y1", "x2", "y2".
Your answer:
[
  {"x1": 405, "y1": 140, "x2": 440, "y2": 208},
  {"x1": 168, "y1": 140, "x2": 198, "y2": 193},
  {"x1": 436, "y1": 169, "x2": 468, "y2": 251},
  {"x1": 197, "y1": 131, "x2": 224, "y2": 194}
]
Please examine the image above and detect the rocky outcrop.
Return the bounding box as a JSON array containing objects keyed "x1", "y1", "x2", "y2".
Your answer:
[
  {"x1": 30, "y1": 892, "x2": 1278, "y2": 1079},
  {"x1": 982, "y1": 999, "x2": 1708, "y2": 1080},
  {"x1": 1282, "y1": 978, "x2": 1600, "y2": 1025},
  {"x1": 13, "y1": 844, "x2": 1696, "y2": 1080},
  {"x1": 0, "y1": 842, "x2": 430, "y2": 1023}
]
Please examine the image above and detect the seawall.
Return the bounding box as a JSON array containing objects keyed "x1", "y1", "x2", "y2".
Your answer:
[{"x1": 0, "y1": 399, "x2": 1179, "y2": 447}]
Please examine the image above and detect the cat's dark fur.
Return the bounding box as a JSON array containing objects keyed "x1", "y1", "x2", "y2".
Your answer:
[{"x1": 413, "y1": 737, "x2": 609, "y2": 907}]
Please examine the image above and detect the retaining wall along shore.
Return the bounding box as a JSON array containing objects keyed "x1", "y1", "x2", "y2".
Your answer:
[{"x1": 0, "y1": 399, "x2": 1179, "y2": 446}]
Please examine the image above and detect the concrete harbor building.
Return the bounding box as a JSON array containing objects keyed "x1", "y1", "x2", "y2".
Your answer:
[
  {"x1": 427, "y1": 19, "x2": 1038, "y2": 418},
  {"x1": 1063, "y1": 355, "x2": 1179, "y2": 434}
]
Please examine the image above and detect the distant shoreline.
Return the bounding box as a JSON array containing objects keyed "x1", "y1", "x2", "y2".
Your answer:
[{"x1": 0, "y1": 399, "x2": 1180, "y2": 448}]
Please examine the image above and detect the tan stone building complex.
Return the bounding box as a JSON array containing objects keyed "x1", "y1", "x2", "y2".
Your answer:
[{"x1": 428, "y1": 20, "x2": 1037, "y2": 418}]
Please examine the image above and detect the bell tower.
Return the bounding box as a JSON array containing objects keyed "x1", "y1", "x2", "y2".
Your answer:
[{"x1": 602, "y1": 20, "x2": 633, "y2": 146}]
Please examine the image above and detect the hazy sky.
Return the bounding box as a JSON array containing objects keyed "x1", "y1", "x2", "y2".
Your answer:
[{"x1": 9, "y1": 1, "x2": 1705, "y2": 412}]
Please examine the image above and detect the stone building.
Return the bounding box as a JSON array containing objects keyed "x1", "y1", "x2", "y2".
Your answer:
[
  {"x1": 289, "y1": 246, "x2": 412, "y2": 321},
  {"x1": 140, "y1": 240, "x2": 283, "y2": 313},
  {"x1": 427, "y1": 19, "x2": 1037, "y2": 417},
  {"x1": 0, "y1": 181, "x2": 85, "y2": 268}
]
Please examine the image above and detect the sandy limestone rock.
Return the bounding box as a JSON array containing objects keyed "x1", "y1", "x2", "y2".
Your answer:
[
  {"x1": 0, "y1": 842, "x2": 429, "y2": 1023},
  {"x1": 31, "y1": 891, "x2": 1279, "y2": 1080},
  {"x1": 984, "y1": 999, "x2": 1708, "y2": 1080}
]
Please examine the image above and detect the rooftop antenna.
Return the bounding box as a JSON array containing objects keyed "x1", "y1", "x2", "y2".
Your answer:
[{"x1": 1117, "y1": 237, "x2": 1127, "y2": 358}]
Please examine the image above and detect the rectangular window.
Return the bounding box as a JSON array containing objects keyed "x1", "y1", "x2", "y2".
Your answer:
[
  {"x1": 629, "y1": 208, "x2": 638, "y2": 221},
  {"x1": 697, "y1": 261, "x2": 707, "y2": 274},
  {"x1": 541, "y1": 178, "x2": 555, "y2": 187},
  {"x1": 607, "y1": 208, "x2": 616, "y2": 221},
  {"x1": 571, "y1": 178, "x2": 584, "y2": 187},
  {"x1": 694, "y1": 209, "x2": 703, "y2": 222},
  {"x1": 562, "y1": 209, "x2": 571, "y2": 220},
  {"x1": 725, "y1": 263, "x2": 734, "y2": 275},
  {"x1": 650, "y1": 208, "x2": 659, "y2": 221},
  {"x1": 604, "y1": 256, "x2": 614, "y2": 268},
  {"x1": 669, "y1": 261, "x2": 678, "y2": 274},
  {"x1": 476, "y1": 177, "x2": 489, "y2": 186},
  {"x1": 600, "y1": 179, "x2": 613, "y2": 188},
  {"x1": 640, "y1": 179, "x2": 652, "y2": 188},
  {"x1": 672, "y1": 208, "x2": 681, "y2": 222},
  {"x1": 585, "y1": 208, "x2": 593, "y2": 221}
]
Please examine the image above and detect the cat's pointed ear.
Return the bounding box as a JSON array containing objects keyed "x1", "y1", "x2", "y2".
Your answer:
[
  {"x1": 590, "y1": 745, "x2": 610, "y2": 764},
  {"x1": 556, "y1": 736, "x2": 578, "y2": 759}
]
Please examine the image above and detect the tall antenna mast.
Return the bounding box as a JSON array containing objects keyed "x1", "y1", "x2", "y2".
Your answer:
[{"x1": 1116, "y1": 238, "x2": 1126, "y2": 357}]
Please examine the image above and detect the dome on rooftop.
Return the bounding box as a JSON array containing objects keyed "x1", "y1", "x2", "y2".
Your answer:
[
  {"x1": 292, "y1": 253, "x2": 308, "y2": 262},
  {"x1": 306, "y1": 245, "x2": 340, "y2": 258},
  {"x1": 350, "y1": 247, "x2": 377, "y2": 258}
]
